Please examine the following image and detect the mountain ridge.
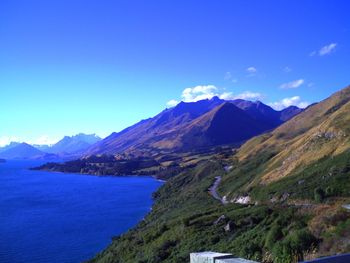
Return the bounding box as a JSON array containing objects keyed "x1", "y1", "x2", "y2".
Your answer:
[
  {"x1": 0, "y1": 133, "x2": 102, "y2": 160},
  {"x1": 85, "y1": 98, "x2": 302, "y2": 156}
]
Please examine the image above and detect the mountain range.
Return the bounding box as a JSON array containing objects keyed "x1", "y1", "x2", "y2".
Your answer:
[
  {"x1": 0, "y1": 143, "x2": 57, "y2": 160},
  {"x1": 0, "y1": 133, "x2": 101, "y2": 160},
  {"x1": 0, "y1": 99, "x2": 302, "y2": 160},
  {"x1": 36, "y1": 133, "x2": 101, "y2": 154},
  {"x1": 85, "y1": 97, "x2": 301, "y2": 156}
]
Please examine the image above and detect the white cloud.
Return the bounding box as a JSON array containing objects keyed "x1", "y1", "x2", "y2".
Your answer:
[
  {"x1": 235, "y1": 91, "x2": 263, "y2": 100},
  {"x1": 0, "y1": 136, "x2": 20, "y2": 147},
  {"x1": 246, "y1": 67, "x2": 257, "y2": 74},
  {"x1": 319, "y1": 43, "x2": 337, "y2": 56},
  {"x1": 0, "y1": 135, "x2": 60, "y2": 147},
  {"x1": 269, "y1": 96, "x2": 310, "y2": 110},
  {"x1": 219, "y1": 91, "x2": 263, "y2": 101},
  {"x1": 181, "y1": 85, "x2": 218, "y2": 102},
  {"x1": 310, "y1": 43, "x2": 337, "y2": 56},
  {"x1": 279, "y1": 79, "x2": 304, "y2": 89},
  {"x1": 166, "y1": 99, "x2": 179, "y2": 108},
  {"x1": 166, "y1": 85, "x2": 265, "y2": 107}
]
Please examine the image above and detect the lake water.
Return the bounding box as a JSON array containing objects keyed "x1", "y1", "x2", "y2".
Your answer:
[{"x1": 0, "y1": 160, "x2": 163, "y2": 263}]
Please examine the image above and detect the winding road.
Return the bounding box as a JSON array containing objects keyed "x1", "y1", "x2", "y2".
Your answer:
[{"x1": 208, "y1": 176, "x2": 227, "y2": 204}]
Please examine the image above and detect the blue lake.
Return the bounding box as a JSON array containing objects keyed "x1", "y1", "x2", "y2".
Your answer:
[{"x1": 0, "y1": 160, "x2": 163, "y2": 263}]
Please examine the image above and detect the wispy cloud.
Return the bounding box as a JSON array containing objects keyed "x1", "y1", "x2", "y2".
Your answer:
[
  {"x1": 219, "y1": 91, "x2": 263, "y2": 101},
  {"x1": 283, "y1": 66, "x2": 292, "y2": 73},
  {"x1": 269, "y1": 96, "x2": 310, "y2": 110},
  {"x1": 166, "y1": 99, "x2": 179, "y2": 107},
  {"x1": 28, "y1": 135, "x2": 59, "y2": 145},
  {"x1": 279, "y1": 79, "x2": 304, "y2": 89},
  {"x1": 0, "y1": 136, "x2": 20, "y2": 147},
  {"x1": 246, "y1": 67, "x2": 257, "y2": 74},
  {"x1": 0, "y1": 135, "x2": 59, "y2": 147},
  {"x1": 224, "y1": 71, "x2": 238, "y2": 83},
  {"x1": 246, "y1": 66, "x2": 258, "y2": 77},
  {"x1": 319, "y1": 43, "x2": 337, "y2": 56},
  {"x1": 224, "y1": 72, "x2": 232, "y2": 80},
  {"x1": 310, "y1": 43, "x2": 337, "y2": 56}
]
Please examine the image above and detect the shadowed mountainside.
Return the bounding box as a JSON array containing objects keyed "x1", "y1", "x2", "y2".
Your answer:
[{"x1": 85, "y1": 97, "x2": 301, "y2": 156}]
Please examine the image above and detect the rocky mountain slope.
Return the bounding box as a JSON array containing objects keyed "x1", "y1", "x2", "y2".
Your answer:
[
  {"x1": 85, "y1": 97, "x2": 301, "y2": 156},
  {"x1": 221, "y1": 85, "x2": 350, "y2": 198}
]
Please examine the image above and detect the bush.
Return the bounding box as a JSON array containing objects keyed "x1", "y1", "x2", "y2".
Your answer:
[
  {"x1": 265, "y1": 224, "x2": 283, "y2": 249},
  {"x1": 325, "y1": 186, "x2": 334, "y2": 196},
  {"x1": 314, "y1": 187, "x2": 325, "y2": 202},
  {"x1": 272, "y1": 229, "x2": 317, "y2": 262},
  {"x1": 272, "y1": 241, "x2": 294, "y2": 263}
]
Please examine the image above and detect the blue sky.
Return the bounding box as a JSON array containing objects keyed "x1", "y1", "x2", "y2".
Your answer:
[{"x1": 1, "y1": 0, "x2": 349, "y2": 146}]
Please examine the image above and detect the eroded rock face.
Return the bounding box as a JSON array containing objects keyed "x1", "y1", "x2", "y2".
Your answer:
[
  {"x1": 231, "y1": 195, "x2": 251, "y2": 204},
  {"x1": 224, "y1": 222, "x2": 233, "y2": 232}
]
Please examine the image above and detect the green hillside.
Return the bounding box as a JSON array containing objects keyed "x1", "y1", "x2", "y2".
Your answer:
[{"x1": 89, "y1": 86, "x2": 350, "y2": 263}]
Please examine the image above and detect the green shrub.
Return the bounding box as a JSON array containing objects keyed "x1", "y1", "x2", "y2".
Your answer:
[
  {"x1": 272, "y1": 241, "x2": 294, "y2": 263},
  {"x1": 265, "y1": 224, "x2": 283, "y2": 249},
  {"x1": 314, "y1": 187, "x2": 325, "y2": 202}
]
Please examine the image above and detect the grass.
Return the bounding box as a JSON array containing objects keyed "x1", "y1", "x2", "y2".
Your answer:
[
  {"x1": 88, "y1": 160, "x2": 317, "y2": 263},
  {"x1": 250, "y1": 150, "x2": 350, "y2": 202}
]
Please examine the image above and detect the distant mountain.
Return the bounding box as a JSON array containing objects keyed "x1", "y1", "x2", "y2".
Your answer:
[
  {"x1": 36, "y1": 133, "x2": 101, "y2": 154},
  {"x1": 33, "y1": 144, "x2": 51, "y2": 152},
  {"x1": 0, "y1": 142, "x2": 21, "y2": 153},
  {"x1": 0, "y1": 143, "x2": 57, "y2": 160},
  {"x1": 279, "y1": 105, "x2": 303, "y2": 121},
  {"x1": 85, "y1": 97, "x2": 302, "y2": 156},
  {"x1": 0, "y1": 133, "x2": 101, "y2": 160}
]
